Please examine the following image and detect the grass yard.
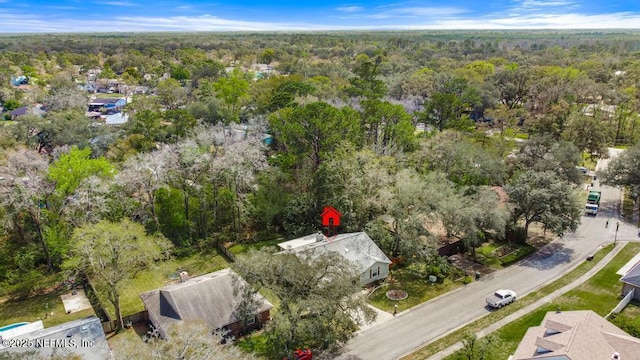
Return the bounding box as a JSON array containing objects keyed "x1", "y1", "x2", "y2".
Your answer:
[
  {"x1": 229, "y1": 238, "x2": 284, "y2": 255},
  {"x1": 97, "y1": 251, "x2": 229, "y2": 318},
  {"x1": 475, "y1": 242, "x2": 536, "y2": 268},
  {"x1": 368, "y1": 269, "x2": 464, "y2": 313},
  {"x1": 93, "y1": 93, "x2": 126, "y2": 98},
  {"x1": 0, "y1": 289, "x2": 96, "y2": 328},
  {"x1": 438, "y1": 242, "x2": 640, "y2": 360}
]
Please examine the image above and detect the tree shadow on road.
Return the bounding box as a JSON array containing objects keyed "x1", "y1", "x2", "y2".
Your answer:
[{"x1": 519, "y1": 242, "x2": 574, "y2": 270}]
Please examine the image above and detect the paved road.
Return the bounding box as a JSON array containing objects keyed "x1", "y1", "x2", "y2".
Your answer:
[{"x1": 345, "y1": 149, "x2": 639, "y2": 360}]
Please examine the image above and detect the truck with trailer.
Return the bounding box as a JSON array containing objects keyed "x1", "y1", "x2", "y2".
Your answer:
[{"x1": 585, "y1": 190, "x2": 602, "y2": 215}]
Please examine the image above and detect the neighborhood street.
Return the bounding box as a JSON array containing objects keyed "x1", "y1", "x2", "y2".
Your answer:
[{"x1": 346, "y1": 150, "x2": 640, "y2": 360}]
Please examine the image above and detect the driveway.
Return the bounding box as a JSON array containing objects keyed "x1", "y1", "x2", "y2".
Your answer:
[{"x1": 345, "y1": 149, "x2": 638, "y2": 360}]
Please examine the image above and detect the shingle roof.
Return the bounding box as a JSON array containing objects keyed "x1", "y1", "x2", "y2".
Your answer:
[
  {"x1": 140, "y1": 269, "x2": 272, "y2": 338},
  {"x1": 511, "y1": 310, "x2": 640, "y2": 359},
  {"x1": 278, "y1": 232, "x2": 391, "y2": 273},
  {"x1": 620, "y1": 260, "x2": 640, "y2": 287}
]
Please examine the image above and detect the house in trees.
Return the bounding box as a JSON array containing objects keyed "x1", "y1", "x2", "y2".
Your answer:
[
  {"x1": 511, "y1": 310, "x2": 640, "y2": 359},
  {"x1": 88, "y1": 97, "x2": 126, "y2": 114},
  {"x1": 620, "y1": 260, "x2": 640, "y2": 301},
  {"x1": 140, "y1": 269, "x2": 273, "y2": 339},
  {"x1": 278, "y1": 232, "x2": 392, "y2": 286}
]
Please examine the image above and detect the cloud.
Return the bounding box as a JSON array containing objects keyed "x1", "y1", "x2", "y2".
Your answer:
[
  {"x1": 520, "y1": 0, "x2": 575, "y2": 7},
  {"x1": 175, "y1": 5, "x2": 193, "y2": 10},
  {"x1": 1, "y1": 4, "x2": 640, "y2": 33},
  {"x1": 336, "y1": 6, "x2": 363, "y2": 13},
  {"x1": 338, "y1": 5, "x2": 467, "y2": 19},
  {"x1": 96, "y1": 1, "x2": 137, "y2": 6}
]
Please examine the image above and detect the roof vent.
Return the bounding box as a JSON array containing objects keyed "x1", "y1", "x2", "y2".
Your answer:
[
  {"x1": 316, "y1": 233, "x2": 324, "y2": 242},
  {"x1": 179, "y1": 271, "x2": 189, "y2": 283},
  {"x1": 612, "y1": 352, "x2": 620, "y2": 360}
]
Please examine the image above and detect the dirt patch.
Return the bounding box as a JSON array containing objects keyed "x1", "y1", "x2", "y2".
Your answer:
[
  {"x1": 448, "y1": 254, "x2": 495, "y2": 276},
  {"x1": 527, "y1": 223, "x2": 556, "y2": 249}
]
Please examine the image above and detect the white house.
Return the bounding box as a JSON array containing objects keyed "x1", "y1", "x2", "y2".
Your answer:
[{"x1": 278, "y1": 232, "x2": 391, "y2": 285}]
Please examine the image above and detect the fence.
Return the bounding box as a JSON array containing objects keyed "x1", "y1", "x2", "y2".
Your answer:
[
  {"x1": 606, "y1": 288, "x2": 634, "y2": 319},
  {"x1": 101, "y1": 311, "x2": 148, "y2": 334},
  {"x1": 216, "y1": 241, "x2": 236, "y2": 262}
]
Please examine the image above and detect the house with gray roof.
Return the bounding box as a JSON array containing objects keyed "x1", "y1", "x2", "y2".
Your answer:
[
  {"x1": 620, "y1": 260, "x2": 640, "y2": 300},
  {"x1": 0, "y1": 316, "x2": 112, "y2": 360},
  {"x1": 278, "y1": 232, "x2": 392, "y2": 285},
  {"x1": 140, "y1": 268, "x2": 272, "y2": 339},
  {"x1": 511, "y1": 310, "x2": 640, "y2": 360}
]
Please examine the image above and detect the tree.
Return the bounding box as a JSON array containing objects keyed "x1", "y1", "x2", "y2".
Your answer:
[
  {"x1": 422, "y1": 76, "x2": 481, "y2": 131},
  {"x1": 417, "y1": 131, "x2": 505, "y2": 186},
  {"x1": 345, "y1": 54, "x2": 387, "y2": 100},
  {"x1": 491, "y1": 63, "x2": 529, "y2": 110},
  {"x1": 213, "y1": 69, "x2": 250, "y2": 123},
  {"x1": 563, "y1": 113, "x2": 610, "y2": 161},
  {"x1": 505, "y1": 170, "x2": 581, "y2": 239},
  {"x1": 118, "y1": 321, "x2": 257, "y2": 360},
  {"x1": 48, "y1": 146, "x2": 115, "y2": 198},
  {"x1": 234, "y1": 248, "x2": 375, "y2": 359},
  {"x1": 65, "y1": 219, "x2": 172, "y2": 330},
  {"x1": 361, "y1": 100, "x2": 416, "y2": 155},
  {"x1": 600, "y1": 143, "x2": 640, "y2": 198},
  {"x1": 268, "y1": 102, "x2": 361, "y2": 170},
  {"x1": 0, "y1": 148, "x2": 55, "y2": 270},
  {"x1": 156, "y1": 78, "x2": 188, "y2": 110},
  {"x1": 259, "y1": 48, "x2": 276, "y2": 64},
  {"x1": 164, "y1": 108, "x2": 197, "y2": 141}
]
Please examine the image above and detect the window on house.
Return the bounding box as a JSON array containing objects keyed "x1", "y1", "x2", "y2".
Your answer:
[
  {"x1": 372, "y1": 268, "x2": 378, "y2": 277},
  {"x1": 246, "y1": 316, "x2": 256, "y2": 325}
]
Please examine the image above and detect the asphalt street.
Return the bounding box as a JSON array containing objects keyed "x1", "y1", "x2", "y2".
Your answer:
[{"x1": 345, "y1": 149, "x2": 639, "y2": 360}]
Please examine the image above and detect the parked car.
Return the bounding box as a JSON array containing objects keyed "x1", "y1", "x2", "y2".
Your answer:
[{"x1": 486, "y1": 289, "x2": 517, "y2": 308}]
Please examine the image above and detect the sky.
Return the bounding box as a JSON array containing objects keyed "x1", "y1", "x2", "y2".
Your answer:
[{"x1": 1, "y1": 0, "x2": 640, "y2": 33}]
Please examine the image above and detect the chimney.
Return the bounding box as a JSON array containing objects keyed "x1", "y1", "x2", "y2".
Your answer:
[
  {"x1": 316, "y1": 232, "x2": 324, "y2": 242},
  {"x1": 179, "y1": 271, "x2": 189, "y2": 283}
]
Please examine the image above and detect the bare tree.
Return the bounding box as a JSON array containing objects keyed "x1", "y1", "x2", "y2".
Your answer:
[{"x1": 0, "y1": 148, "x2": 55, "y2": 270}]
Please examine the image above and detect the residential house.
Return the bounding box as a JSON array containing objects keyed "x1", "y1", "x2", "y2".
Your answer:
[
  {"x1": 88, "y1": 97, "x2": 126, "y2": 113},
  {"x1": 8, "y1": 105, "x2": 46, "y2": 120},
  {"x1": 620, "y1": 260, "x2": 640, "y2": 300},
  {"x1": 278, "y1": 232, "x2": 392, "y2": 285},
  {"x1": 140, "y1": 269, "x2": 272, "y2": 340},
  {"x1": 103, "y1": 112, "x2": 129, "y2": 126},
  {"x1": 0, "y1": 316, "x2": 112, "y2": 360},
  {"x1": 511, "y1": 310, "x2": 640, "y2": 359}
]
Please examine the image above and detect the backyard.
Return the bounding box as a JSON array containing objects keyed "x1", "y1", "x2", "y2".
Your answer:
[{"x1": 96, "y1": 250, "x2": 229, "y2": 318}]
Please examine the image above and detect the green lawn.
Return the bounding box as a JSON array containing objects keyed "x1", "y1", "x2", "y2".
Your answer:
[
  {"x1": 0, "y1": 288, "x2": 96, "y2": 328},
  {"x1": 97, "y1": 251, "x2": 229, "y2": 318},
  {"x1": 368, "y1": 269, "x2": 465, "y2": 313},
  {"x1": 438, "y1": 242, "x2": 640, "y2": 359},
  {"x1": 93, "y1": 93, "x2": 126, "y2": 98},
  {"x1": 475, "y1": 242, "x2": 536, "y2": 268},
  {"x1": 229, "y1": 238, "x2": 284, "y2": 255}
]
